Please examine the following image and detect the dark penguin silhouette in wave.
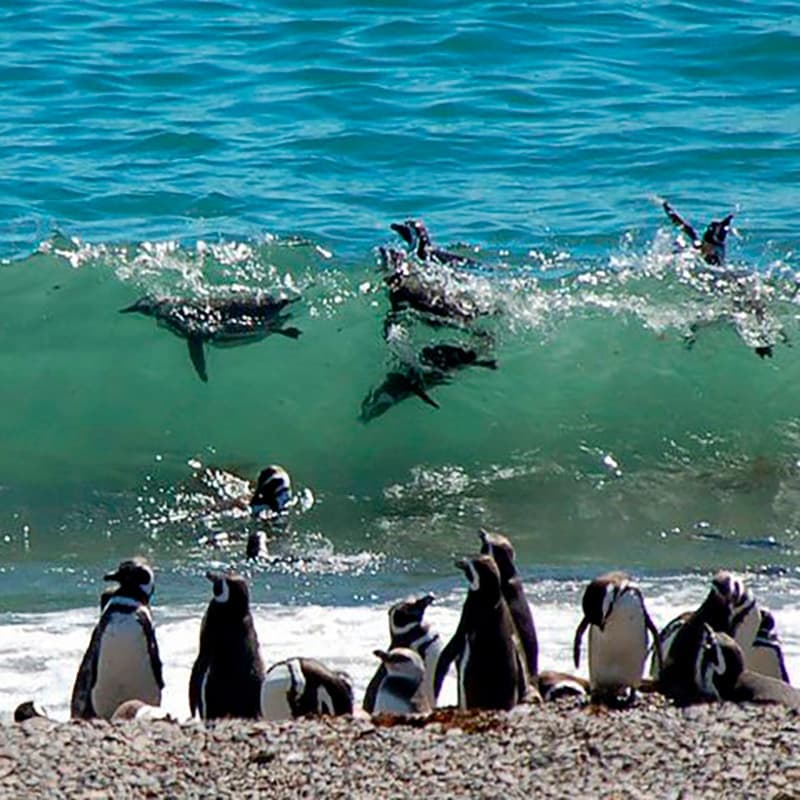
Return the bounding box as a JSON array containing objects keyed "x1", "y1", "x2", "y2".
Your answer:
[
  {"x1": 662, "y1": 201, "x2": 734, "y2": 267},
  {"x1": 390, "y1": 218, "x2": 475, "y2": 268},
  {"x1": 120, "y1": 293, "x2": 302, "y2": 382},
  {"x1": 360, "y1": 343, "x2": 496, "y2": 422}
]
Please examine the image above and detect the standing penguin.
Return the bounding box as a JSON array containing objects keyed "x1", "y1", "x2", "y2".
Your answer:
[
  {"x1": 573, "y1": 572, "x2": 661, "y2": 705},
  {"x1": 371, "y1": 648, "x2": 432, "y2": 715},
  {"x1": 479, "y1": 528, "x2": 539, "y2": 679},
  {"x1": 362, "y1": 593, "x2": 442, "y2": 713},
  {"x1": 189, "y1": 571, "x2": 265, "y2": 720},
  {"x1": 749, "y1": 608, "x2": 791, "y2": 683},
  {"x1": 434, "y1": 555, "x2": 528, "y2": 711},
  {"x1": 260, "y1": 658, "x2": 353, "y2": 720},
  {"x1": 71, "y1": 558, "x2": 164, "y2": 720},
  {"x1": 659, "y1": 570, "x2": 760, "y2": 704}
]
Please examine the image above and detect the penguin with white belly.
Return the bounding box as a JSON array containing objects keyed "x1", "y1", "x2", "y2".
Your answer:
[
  {"x1": 371, "y1": 647, "x2": 432, "y2": 715},
  {"x1": 71, "y1": 558, "x2": 164, "y2": 720},
  {"x1": 260, "y1": 657, "x2": 353, "y2": 720},
  {"x1": 189, "y1": 571, "x2": 265, "y2": 720},
  {"x1": 363, "y1": 593, "x2": 442, "y2": 713},
  {"x1": 573, "y1": 572, "x2": 661, "y2": 706},
  {"x1": 434, "y1": 555, "x2": 528, "y2": 711}
]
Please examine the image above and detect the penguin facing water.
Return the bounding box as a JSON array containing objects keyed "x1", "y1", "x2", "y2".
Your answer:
[
  {"x1": 363, "y1": 593, "x2": 442, "y2": 713},
  {"x1": 434, "y1": 555, "x2": 528, "y2": 711},
  {"x1": 71, "y1": 558, "x2": 164, "y2": 720},
  {"x1": 479, "y1": 528, "x2": 539, "y2": 680},
  {"x1": 573, "y1": 572, "x2": 661, "y2": 705},
  {"x1": 372, "y1": 648, "x2": 431, "y2": 715},
  {"x1": 260, "y1": 658, "x2": 353, "y2": 721},
  {"x1": 189, "y1": 571, "x2": 265, "y2": 720},
  {"x1": 749, "y1": 608, "x2": 791, "y2": 683}
]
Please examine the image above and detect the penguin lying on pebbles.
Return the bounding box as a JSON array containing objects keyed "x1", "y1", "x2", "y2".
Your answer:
[
  {"x1": 434, "y1": 555, "x2": 530, "y2": 711},
  {"x1": 260, "y1": 657, "x2": 354, "y2": 720},
  {"x1": 110, "y1": 699, "x2": 175, "y2": 722},
  {"x1": 71, "y1": 558, "x2": 164, "y2": 720},
  {"x1": 658, "y1": 571, "x2": 768, "y2": 704},
  {"x1": 694, "y1": 625, "x2": 800, "y2": 709},
  {"x1": 363, "y1": 593, "x2": 442, "y2": 713},
  {"x1": 13, "y1": 701, "x2": 49, "y2": 723},
  {"x1": 189, "y1": 571, "x2": 265, "y2": 720},
  {"x1": 371, "y1": 648, "x2": 432, "y2": 715},
  {"x1": 573, "y1": 572, "x2": 661, "y2": 706}
]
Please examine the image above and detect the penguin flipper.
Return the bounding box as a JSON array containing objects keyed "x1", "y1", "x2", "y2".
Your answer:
[
  {"x1": 70, "y1": 625, "x2": 104, "y2": 719},
  {"x1": 663, "y1": 201, "x2": 699, "y2": 243},
  {"x1": 188, "y1": 656, "x2": 208, "y2": 719},
  {"x1": 362, "y1": 664, "x2": 387, "y2": 714},
  {"x1": 187, "y1": 337, "x2": 209, "y2": 382},
  {"x1": 643, "y1": 607, "x2": 664, "y2": 678},
  {"x1": 433, "y1": 631, "x2": 463, "y2": 698},
  {"x1": 573, "y1": 617, "x2": 589, "y2": 669},
  {"x1": 137, "y1": 609, "x2": 165, "y2": 690}
]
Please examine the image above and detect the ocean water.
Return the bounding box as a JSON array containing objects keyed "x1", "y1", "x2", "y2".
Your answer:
[{"x1": 1, "y1": 0, "x2": 800, "y2": 720}]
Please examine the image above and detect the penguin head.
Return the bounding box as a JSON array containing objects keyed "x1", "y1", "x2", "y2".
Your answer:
[
  {"x1": 455, "y1": 555, "x2": 501, "y2": 598},
  {"x1": 700, "y1": 214, "x2": 733, "y2": 265},
  {"x1": 374, "y1": 647, "x2": 425, "y2": 683},
  {"x1": 695, "y1": 625, "x2": 744, "y2": 700},
  {"x1": 478, "y1": 528, "x2": 517, "y2": 583},
  {"x1": 581, "y1": 572, "x2": 632, "y2": 630},
  {"x1": 250, "y1": 465, "x2": 292, "y2": 517},
  {"x1": 388, "y1": 594, "x2": 435, "y2": 637},
  {"x1": 755, "y1": 607, "x2": 780, "y2": 646},
  {"x1": 390, "y1": 220, "x2": 417, "y2": 248},
  {"x1": 205, "y1": 570, "x2": 251, "y2": 616},
  {"x1": 119, "y1": 295, "x2": 160, "y2": 317},
  {"x1": 104, "y1": 558, "x2": 155, "y2": 603},
  {"x1": 705, "y1": 571, "x2": 756, "y2": 634}
]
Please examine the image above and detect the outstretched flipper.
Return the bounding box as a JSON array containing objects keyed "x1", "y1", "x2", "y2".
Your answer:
[
  {"x1": 187, "y1": 336, "x2": 208, "y2": 383},
  {"x1": 663, "y1": 201, "x2": 699, "y2": 244}
]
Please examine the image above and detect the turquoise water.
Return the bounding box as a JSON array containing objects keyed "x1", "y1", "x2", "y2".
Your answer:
[{"x1": 1, "y1": 0, "x2": 800, "y2": 717}]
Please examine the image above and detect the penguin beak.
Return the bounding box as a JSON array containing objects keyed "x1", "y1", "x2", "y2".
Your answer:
[
  {"x1": 416, "y1": 592, "x2": 435, "y2": 610},
  {"x1": 103, "y1": 569, "x2": 121, "y2": 582},
  {"x1": 478, "y1": 529, "x2": 489, "y2": 546},
  {"x1": 455, "y1": 558, "x2": 470, "y2": 574},
  {"x1": 373, "y1": 649, "x2": 390, "y2": 663},
  {"x1": 205, "y1": 570, "x2": 223, "y2": 583}
]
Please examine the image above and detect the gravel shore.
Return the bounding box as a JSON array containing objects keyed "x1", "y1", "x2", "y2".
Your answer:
[{"x1": 1, "y1": 696, "x2": 798, "y2": 799}]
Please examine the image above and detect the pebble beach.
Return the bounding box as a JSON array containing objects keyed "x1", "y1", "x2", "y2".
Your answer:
[{"x1": 2, "y1": 698, "x2": 798, "y2": 799}]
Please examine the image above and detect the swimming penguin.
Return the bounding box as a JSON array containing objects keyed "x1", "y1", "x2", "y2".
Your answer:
[
  {"x1": 390, "y1": 219, "x2": 474, "y2": 268},
  {"x1": 659, "y1": 570, "x2": 760, "y2": 705},
  {"x1": 694, "y1": 626, "x2": 800, "y2": 709},
  {"x1": 359, "y1": 367, "x2": 443, "y2": 422},
  {"x1": 249, "y1": 465, "x2": 293, "y2": 517},
  {"x1": 363, "y1": 593, "x2": 443, "y2": 713},
  {"x1": 420, "y1": 344, "x2": 497, "y2": 372},
  {"x1": 749, "y1": 608, "x2": 791, "y2": 683},
  {"x1": 371, "y1": 648, "x2": 432, "y2": 715},
  {"x1": 662, "y1": 200, "x2": 734, "y2": 266},
  {"x1": 260, "y1": 658, "x2": 353, "y2": 721},
  {"x1": 478, "y1": 528, "x2": 539, "y2": 680},
  {"x1": 573, "y1": 572, "x2": 661, "y2": 706},
  {"x1": 434, "y1": 555, "x2": 528, "y2": 711},
  {"x1": 71, "y1": 558, "x2": 164, "y2": 720},
  {"x1": 189, "y1": 571, "x2": 265, "y2": 720},
  {"x1": 120, "y1": 293, "x2": 302, "y2": 382}
]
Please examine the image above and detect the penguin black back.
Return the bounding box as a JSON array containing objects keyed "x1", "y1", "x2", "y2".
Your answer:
[
  {"x1": 434, "y1": 555, "x2": 527, "y2": 711},
  {"x1": 189, "y1": 571, "x2": 265, "y2": 720},
  {"x1": 479, "y1": 528, "x2": 539, "y2": 678},
  {"x1": 261, "y1": 657, "x2": 353, "y2": 720}
]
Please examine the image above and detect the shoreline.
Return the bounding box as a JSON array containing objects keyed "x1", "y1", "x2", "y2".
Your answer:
[{"x1": 1, "y1": 697, "x2": 798, "y2": 798}]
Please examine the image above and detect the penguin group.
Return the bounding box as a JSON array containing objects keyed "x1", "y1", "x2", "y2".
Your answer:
[{"x1": 29, "y1": 525, "x2": 795, "y2": 730}]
